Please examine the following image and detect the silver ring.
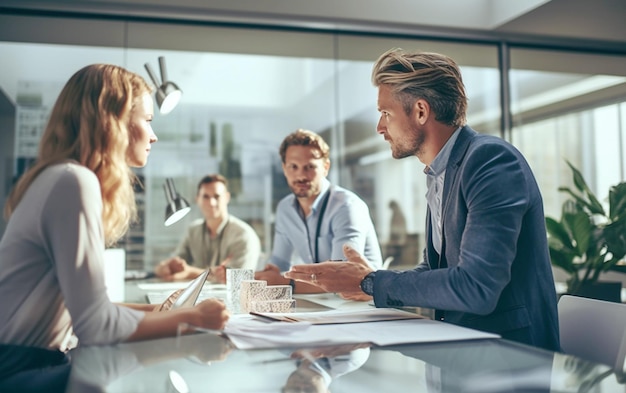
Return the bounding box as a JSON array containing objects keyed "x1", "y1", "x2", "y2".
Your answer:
[{"x1": 310, "y1": 273, "x2": 317, "y2": 283}]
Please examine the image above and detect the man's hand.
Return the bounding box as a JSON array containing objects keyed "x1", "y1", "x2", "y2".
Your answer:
[
  {"x1": 285, "y1": 244, "x2": 373, "y2": 299},
  {"x1": 210, "y1": 257, "x2": 232, "y2": 284},
  {"x1": 154, "y1": 257, "x2": 192, "y2": 281},
  {"x1": 254, "y1": 263, "x2": 290, "y2": 285}
]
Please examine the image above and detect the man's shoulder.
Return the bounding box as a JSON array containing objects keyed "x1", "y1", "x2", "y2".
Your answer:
[
  {"x1": 277, "y1": 193, "x2": 295, "y2": 205},
  {"x1": 464, "y1": 132, "x2": 526, "y2": 166},
  {"x1": 463, "y1": 126, "x2": 516, "y2": 152},
  {"x1": 275, "y1": 193, "x2": 297, "y2": 212},
  {"x1": 185, "y1": 218, "x2": 205, "y2": 232},
  {"x1": 330, "y1": 185, "x2": 367, "y2": 206},
  {"x1": 227, "y1": 215, "x2": 256, "y2": 232},
  {"x1": 224, "y1": 215, "x2": 261, "y2": 245}
]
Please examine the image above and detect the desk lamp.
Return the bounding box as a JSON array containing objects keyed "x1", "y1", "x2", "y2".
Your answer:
[
  {"x1": 164, "y1": 178, "x2": 190, "y2": 226},
  {"x1": 144, "y1": 56, "x2": 182, "y2": 115}
]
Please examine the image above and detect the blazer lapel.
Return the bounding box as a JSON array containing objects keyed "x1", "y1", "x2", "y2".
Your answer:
[{"x1": 438, "y1": 126, "x2": 476, "y2": 265}]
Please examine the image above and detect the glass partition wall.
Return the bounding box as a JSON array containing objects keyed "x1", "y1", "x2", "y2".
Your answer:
[
  {"x1": 509, "y1": 49, "x2": 626, "y2": 221},
  {"x1": 1, "y1": 13, "x2": 623, "y2": 273}
]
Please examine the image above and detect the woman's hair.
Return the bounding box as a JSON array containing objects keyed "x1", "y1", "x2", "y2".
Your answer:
[
  {"x1": 279, "y1": 129, "x2": 330, "y2": 163},
  {"x1": 371, "y1": 48, "x2": 467, "y2": 128},
  {"x1": 4, "y1": 64, "x2": 152, "y2": 246}
]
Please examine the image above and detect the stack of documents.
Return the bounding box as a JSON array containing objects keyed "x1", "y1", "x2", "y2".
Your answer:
[
  {"x1": 250, "y1": 307, "x2": 424, "y2": 324},
  {"x1": 223, "y1": 308, "x2": 499, "y2": 349}
]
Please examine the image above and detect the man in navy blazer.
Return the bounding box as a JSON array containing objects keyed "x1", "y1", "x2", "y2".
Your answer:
[{"x1": 287, "y1": 48, "x2": 560, "y2": 351}]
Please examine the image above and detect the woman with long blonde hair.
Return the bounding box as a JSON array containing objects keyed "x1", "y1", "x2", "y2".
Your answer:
[{"x1": 0, "y1": 64, "x2": 228, "y2": 352}]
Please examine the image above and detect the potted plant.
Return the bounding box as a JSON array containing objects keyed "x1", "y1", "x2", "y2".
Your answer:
[{"x1": 545, "y1": 161, "x2": 626, "y2": 302}]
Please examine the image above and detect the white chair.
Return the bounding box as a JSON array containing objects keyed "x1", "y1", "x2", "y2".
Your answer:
[
  {"x1": 558, "y1": 294, "x2": 626, "y2": 372},
  {"x1": 381, "y1": 256, "x2": 394, "y2": 270}
]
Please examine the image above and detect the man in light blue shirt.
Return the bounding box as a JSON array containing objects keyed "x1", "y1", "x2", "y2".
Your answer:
[{"x1": 255, "y1": 129, "x2": 382, "y2": 293}]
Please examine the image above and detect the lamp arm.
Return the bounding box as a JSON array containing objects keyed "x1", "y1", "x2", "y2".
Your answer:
[
  {"x1": 144, "y1": 63, "x2": 161, "y2": 88},
  {"x1": 164, "y1": 178, "x2": 177, "y2": 203},
  {"x1": 159, "y1": 56, "x2": 169, "y2": 83}
]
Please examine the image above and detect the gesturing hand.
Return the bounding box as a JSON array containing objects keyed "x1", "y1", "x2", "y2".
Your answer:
[{"x1": 285, "y1": 244, "x2": 373, "y2": 297}]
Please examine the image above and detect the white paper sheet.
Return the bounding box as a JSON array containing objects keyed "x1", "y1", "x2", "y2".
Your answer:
[
  {"x1": 251, "y1": 307, "x2": 425, "y2": 324},
  {"x1": 224, "y1": 313, "x2": 499, "y2": 349}
]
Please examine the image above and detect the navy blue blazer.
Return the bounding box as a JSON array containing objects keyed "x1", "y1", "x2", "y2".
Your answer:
[{"x1": 372, "y1": 126, "x2": 560, "y2": 351}]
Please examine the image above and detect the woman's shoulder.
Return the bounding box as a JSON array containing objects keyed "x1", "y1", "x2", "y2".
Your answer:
[
  {"x1": 42, "y1": 161, "x2": 97, "y2": 181},
  {"x1": 38, "y1": 162, "x2": 100, "y2": 198}
]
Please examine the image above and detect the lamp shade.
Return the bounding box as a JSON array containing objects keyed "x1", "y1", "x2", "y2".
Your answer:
[
  {"x1": 144, "y1": 56, "x2": 183, "y2": 115},
  {"x1": 156, "y1": 81, "x2": 182, "y2": 115},
  {"x1": 164, "y1": 178, "x2": 191, "y2": 226}
]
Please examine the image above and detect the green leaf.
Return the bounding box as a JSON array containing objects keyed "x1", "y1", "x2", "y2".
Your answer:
[
  {"x1": 550, "y1": 160, "x2": 626, "y2": 288},
  {"x1": 559, "y1": 187, "x2": 604, "y2": 216},
  {"x1": 563, "y1": 211, "x2": 592, "y2": 256},
  {"x1": 609, "y1": 182, "x2": 626, "y2": 221},
  {"x1": 564, "y1": 160, "x2": 605, "y2": 215},
  {"x1": 566, "y1": 160, "x2": 586, "y2": 193},
  {"x1": 545, "y1": 217, "x2": 575, "y2": 250},
  {"x1": 549, "y1": 247, "x2": 576, "y2": 273},
  {"x1": 604, "y1": 221, "x2": 626, "y2": 261}
]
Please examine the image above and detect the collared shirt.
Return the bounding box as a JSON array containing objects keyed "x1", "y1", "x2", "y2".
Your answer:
[
  {"x1": 425, "y1": 127, "x2": 461, "y2": 255},
  {"x1": 270, "y1": 178, "x2": 382, "y2": 271},
  {"x1": 175, "y1": 214, "x2": 261, "y2": 278}
]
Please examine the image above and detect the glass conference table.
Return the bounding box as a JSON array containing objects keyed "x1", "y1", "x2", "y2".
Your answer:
[{"x1": 3, "y1": 281, "x2": 625, "y2": 393}]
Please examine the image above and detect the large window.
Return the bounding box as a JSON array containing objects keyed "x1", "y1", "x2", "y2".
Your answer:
[
  {"x1": 2, "y1": 13, "x2": 623, "y2": 274},
  {"x1": 509, "y1": 48, "x2": 626, "y2": 220},
  {"x1": 0, "y1": 14, "x2": 503, "y2": 271}
]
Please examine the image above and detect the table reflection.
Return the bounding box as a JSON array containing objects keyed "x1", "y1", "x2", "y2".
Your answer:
[
  {"x1": 60, "y1": 334, "x2": 626, "y2": 393},
  {"x1": 385, "y1": 339, "x2": 619, "y2": 393},
  {"x1": 282, "y1": 343, "x2": 371, "y2": 393},
  {"x1": 66, "y1": 332, "x2": 233, "y2": 392}
]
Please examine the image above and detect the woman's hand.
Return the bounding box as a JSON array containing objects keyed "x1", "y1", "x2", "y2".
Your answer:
[{"x1": 193, "y1": 299, "x2": 230, "y2": 331}]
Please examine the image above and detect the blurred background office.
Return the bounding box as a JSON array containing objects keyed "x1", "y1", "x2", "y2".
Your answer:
[{"x1": 0, "y1": 0, "x2": 624, "y2": 278}]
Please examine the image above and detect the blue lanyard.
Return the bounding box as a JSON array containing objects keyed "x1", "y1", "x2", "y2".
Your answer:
[{"x1": 314, "y1": 187, "x2": 332, "y2": 263}]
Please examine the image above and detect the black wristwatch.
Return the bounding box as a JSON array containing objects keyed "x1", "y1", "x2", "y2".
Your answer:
[{"x1": 360, "y1": 272, "x2": 376, "y2": 296}]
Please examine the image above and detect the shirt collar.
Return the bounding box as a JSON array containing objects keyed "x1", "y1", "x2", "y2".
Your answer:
[
  {"x1": 206, "y1": 215, "x2": 230, "y2": 236},
  {"x1": 311, "y1": 178, "x2": 331, "y2": 212},
  {"x1": 424, "y1": 127, "x2": 462, "y2": 176}
]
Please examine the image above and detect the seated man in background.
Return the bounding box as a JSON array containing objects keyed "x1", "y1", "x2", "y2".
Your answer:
[
  {"x1": 155, "y1": 174, "x2": 261, "y2": 283},
  {"x1": 255, "y1": 129, "x2": 382, "y2": 293}
]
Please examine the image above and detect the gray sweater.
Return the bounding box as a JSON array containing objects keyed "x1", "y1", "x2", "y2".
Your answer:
[{"x1": 0, "y1": 162, "x2": 143, "y2": 351}]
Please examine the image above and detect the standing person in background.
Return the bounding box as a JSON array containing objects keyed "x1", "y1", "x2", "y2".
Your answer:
[
  {"x1": 0, "y1": 64, "x2": 229, "y2": 353},
  {"x1": 154, "y1": 174, "x2": 261, "y2": 284},
  {"x1": 256, "y1": 129, "x2": 382, "y2": 293},
  {"x1": 286, "y1": 48, "x2": 560, "y2": 351},
  {"x1": 386, "y1": 199, "x2": 408, "y2": 265}
]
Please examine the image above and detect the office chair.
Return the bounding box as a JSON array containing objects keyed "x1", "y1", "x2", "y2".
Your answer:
[
  {"x1": 381, "y1": 256, "x2": 394, "y2": 270},
  {"x1": 558, "y1": 294, "x2": 626, "y2": 372}
]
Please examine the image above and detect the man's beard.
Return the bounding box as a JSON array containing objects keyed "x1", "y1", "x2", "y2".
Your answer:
[
  {"x1": 390, "y1": 123, "x2": 424, "y2": 159},
  {"x1": 290, "y1": 181, "x2": 318, "y2": 199}
]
